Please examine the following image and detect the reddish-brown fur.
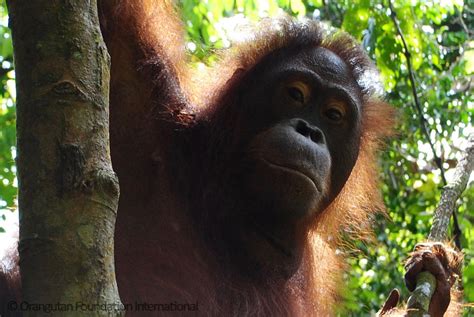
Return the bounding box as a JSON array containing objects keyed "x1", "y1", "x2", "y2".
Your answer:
[
  {"x1": 0, "y1": 1, "x2": 464, "y2": 316},
  {"x1": 6, "y1": 0, "x2": 452, "y2": 316},
  {"x1": 97, "y1": 1, "x2": 395, "y2": 315}
]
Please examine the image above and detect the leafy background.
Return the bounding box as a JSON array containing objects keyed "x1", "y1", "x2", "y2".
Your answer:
[{"x1": 0, "y1": 0, "x2": 472, "y2": 315}]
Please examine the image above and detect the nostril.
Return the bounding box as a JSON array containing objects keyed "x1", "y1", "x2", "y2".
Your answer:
[
  {"x1": 310, "y1": 129, "x2": 324, "y2": 144},
  {"x1": 295, "y1": 120, "x2": 310, "y2": 137},
  {"x1": 294, "y1": 120, "x2": 325, "y2": 144}
]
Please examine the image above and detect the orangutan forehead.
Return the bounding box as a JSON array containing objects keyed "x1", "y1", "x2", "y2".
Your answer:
[
  {"x1": 264, "y1": 47, "x2": 362, "y2": 98},
  {"x1": 307, "y1": 47, "x2": 359, "y2": 88}
]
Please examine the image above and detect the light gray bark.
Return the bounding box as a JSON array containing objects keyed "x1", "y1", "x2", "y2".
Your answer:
[
  {"x1": 7, "y1": 1, "x2": 123, "y2": 315},
  {"x1": 407, "y1": 133, "x2": 473, "y2": 316}
]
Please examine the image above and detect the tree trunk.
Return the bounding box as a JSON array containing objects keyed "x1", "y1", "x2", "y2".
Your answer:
[{"x1": 7, "y1": 1, "x2": 123, "y2": 315}]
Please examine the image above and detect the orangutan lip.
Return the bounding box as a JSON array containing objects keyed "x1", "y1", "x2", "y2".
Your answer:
[{"x1": 260, "y1": 158, "x2": 321, "y2": 193}]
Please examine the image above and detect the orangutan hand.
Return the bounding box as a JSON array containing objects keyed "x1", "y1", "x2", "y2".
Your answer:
[{"x1": 404, "y1": 242, "x2": 462, "y2": 317}]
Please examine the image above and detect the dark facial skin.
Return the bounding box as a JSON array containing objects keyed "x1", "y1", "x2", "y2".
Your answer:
[
  {"x1": 250, "y1": 47, "x2": 361, "y2": 203},
  {"x1": 203, "y1": 47, "x2": 363, "y2": 278}
]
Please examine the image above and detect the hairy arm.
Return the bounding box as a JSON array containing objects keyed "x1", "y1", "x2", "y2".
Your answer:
[{"x1": 98, "y1": 0, "x2": 191, "y2": 198}]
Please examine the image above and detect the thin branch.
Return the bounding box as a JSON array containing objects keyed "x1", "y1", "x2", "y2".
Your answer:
[
  {"x1": 388, "y1": 0, "x2": 462, "y2": 249},
  {"x1": 429, "y1": 134, "x2": 474, "y2": 241},
  {"x1": 406, "y1": 133, "x2": 473, "y2": 315},
  {"x1": 456, "y1": 7, "x2": 471, "y2": 37}
]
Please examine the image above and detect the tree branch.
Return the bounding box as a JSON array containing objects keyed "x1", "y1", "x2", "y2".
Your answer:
[
  {"x1": 406, "y1": 133, "x2": 473, "y2": 315},
  {"x1": 429, "y1": 134, "x2": 474, "y2": 241},
  {"x1": 388, "y1": 0, "x2": 462, "y2": 249}
]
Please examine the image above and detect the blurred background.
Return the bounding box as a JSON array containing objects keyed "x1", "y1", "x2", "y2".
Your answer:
[{"x1": 0, "y1": 0, "x2": 472, "y2": 315}]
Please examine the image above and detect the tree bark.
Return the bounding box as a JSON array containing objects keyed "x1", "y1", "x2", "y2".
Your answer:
[
  {"x1": 7, "y1": 1, "x2": 123, "y2": 315},
  {"x1": 429, "y1": 133, "x2": 474, "y2": 241},
  {"x1": 407, "y1": 133, "x2": 473, "y2": 316}
]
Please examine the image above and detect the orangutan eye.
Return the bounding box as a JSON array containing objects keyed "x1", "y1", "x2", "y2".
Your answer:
[
  {"x1": 286, "y1": 81, "x2": 310, "y2": 105},
  {"x1": 323, "y1": 102, "x2": 346, "y2": 123}
]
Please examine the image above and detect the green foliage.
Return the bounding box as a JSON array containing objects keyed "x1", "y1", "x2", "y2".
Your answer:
[
  {"x1": 0, "y1": 0, "x2": 16, "y2": 232},
  {"x1": 180, "y1": 0, "x2": 306, "y2": 62},
  {"x1": 331, "y1": 1, "x2": 473, "y2": 315},
  {"x1": 0, "y1": 0, "x2": 472, "y2": 315},
  {"x1": 178, "y1": 0, "x2": 473, "y2": 315}
]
